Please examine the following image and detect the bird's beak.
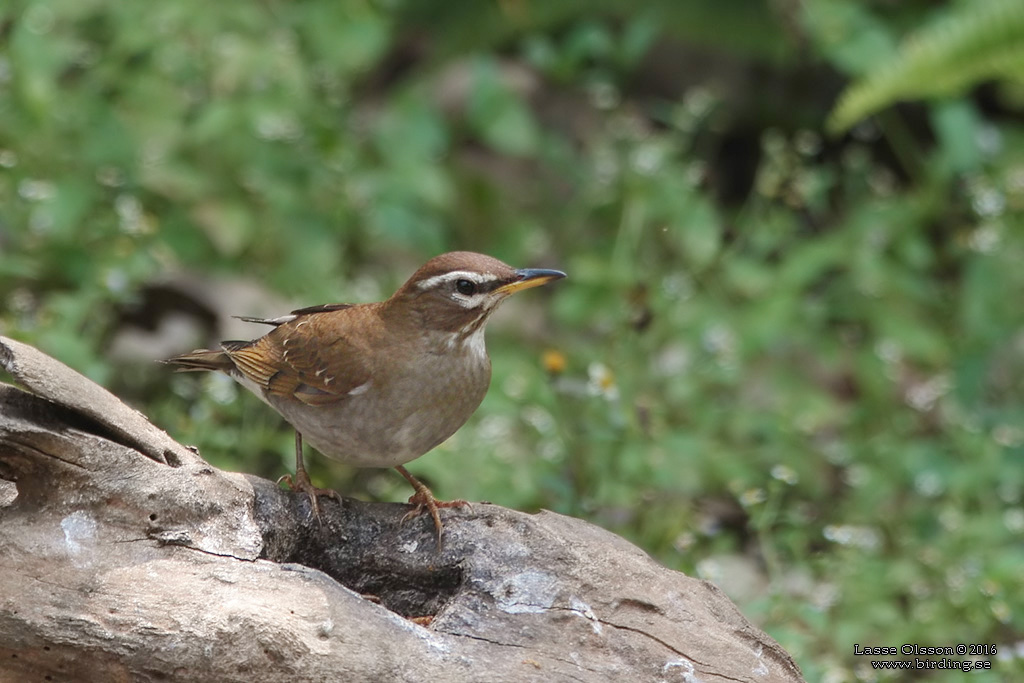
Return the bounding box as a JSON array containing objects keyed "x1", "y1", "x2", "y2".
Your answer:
[{"x1": 496, "y1": 268, "x2": 567, "y2": 295}]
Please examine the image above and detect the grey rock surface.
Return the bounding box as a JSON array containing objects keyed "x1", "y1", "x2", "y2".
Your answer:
[{"x1": 0, "y1": 336, "x2": 804, "y2": 683}]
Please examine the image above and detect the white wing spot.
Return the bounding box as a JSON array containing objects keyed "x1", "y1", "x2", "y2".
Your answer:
[{"x1": 348, "y1": 381, "x2": 370, "y2": 396}]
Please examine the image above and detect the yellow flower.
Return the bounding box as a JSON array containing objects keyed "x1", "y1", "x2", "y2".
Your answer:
[{"x1": 542, "y1": 349, "x2": 567, "y2": 375}]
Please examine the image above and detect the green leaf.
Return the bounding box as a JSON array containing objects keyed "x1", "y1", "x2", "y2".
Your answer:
[
  {"x1": 930, "y1": 99, "x2": 983, "y2": 174},
  {"x1": 829, "y1": 0, "x2": 1024, "y2": 132},
  {"x1": 467, "y1": 58, "x2": 539, "y2": 156},
  {"x1": 677, "y1": 200, "x2": 720, "y2": 270},
  {"x1": 190, "y1": 201, "x2": 253, "y2": 257}
]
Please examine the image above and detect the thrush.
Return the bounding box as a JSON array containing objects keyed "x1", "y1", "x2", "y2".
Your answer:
[{"x1": 165, "y1": 251, "x2": 565, "y2": 542}]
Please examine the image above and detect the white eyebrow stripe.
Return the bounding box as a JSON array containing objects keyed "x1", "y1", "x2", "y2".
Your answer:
[{"x1": 415, "y1": 270, "x2": 499, "y2": 290}]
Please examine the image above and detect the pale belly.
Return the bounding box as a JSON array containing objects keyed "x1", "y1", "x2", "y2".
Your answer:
[{"x1": 261, "y1": 356, "x2": 491, "y2": 468}]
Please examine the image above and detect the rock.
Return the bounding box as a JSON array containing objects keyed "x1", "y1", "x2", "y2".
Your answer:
[{"x1": 0, "y1": 336, "x2": 804, "y2": 682}]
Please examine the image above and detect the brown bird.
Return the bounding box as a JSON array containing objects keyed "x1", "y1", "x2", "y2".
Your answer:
[{"x1": 166, "y1": 252, "x2": 565, "y2": 542}]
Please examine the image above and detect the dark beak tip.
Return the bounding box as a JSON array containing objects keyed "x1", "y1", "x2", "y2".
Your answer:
[
  {"x1": 517, "y1": 268, "x2": 567, "y2": 282},
  {"x1": 498, "y1": 267, "x2": 565, "y2": 294}
]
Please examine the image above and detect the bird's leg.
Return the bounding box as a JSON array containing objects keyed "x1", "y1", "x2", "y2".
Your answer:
[
  {"x1": 277, "y1": 431, "x2": 340, "y2": 522},
  {"x1": 395, "y1": 465, "x2": 471, "y2": 546}
]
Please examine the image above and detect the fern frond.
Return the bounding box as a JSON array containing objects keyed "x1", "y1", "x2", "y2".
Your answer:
[{"x1": 829, "y1": 0, "x2": 1024, "y2": 133}]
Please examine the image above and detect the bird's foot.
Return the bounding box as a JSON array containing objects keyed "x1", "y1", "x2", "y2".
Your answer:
[
  {"x1": 394, "y1": 465, "x2": 471, "y2": 546},
  {"x1": 401, "y1": 490, "x2": 472, "y2": 546},
  {"x1": 277, "y1": 471, "x2": 340, "y2": 523}
]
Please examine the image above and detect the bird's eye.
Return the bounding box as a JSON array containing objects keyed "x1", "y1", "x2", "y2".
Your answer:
[{"x1": 455, "y1": 279, "x2": 476, "y2": 296}]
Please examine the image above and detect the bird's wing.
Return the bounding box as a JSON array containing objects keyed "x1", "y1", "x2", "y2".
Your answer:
[
  {"x1": 289, "y1": 302, "x2": 355, "y2": 316},
  {"x1": 225, "y1": 308, "x2": 373, "y2": 407},
  {"x1": 235, "y1": 303, "x2": 354, "y2": 327}
]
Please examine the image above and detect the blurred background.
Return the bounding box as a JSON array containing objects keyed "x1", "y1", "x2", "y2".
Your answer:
[{"x1": 2, "y1": 0, "x2": 1023, "y2": 679}]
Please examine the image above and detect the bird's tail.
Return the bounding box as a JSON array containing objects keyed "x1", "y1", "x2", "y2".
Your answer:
[{"x1": 163, "y1": 348, "x2": 236, "y2": 373}]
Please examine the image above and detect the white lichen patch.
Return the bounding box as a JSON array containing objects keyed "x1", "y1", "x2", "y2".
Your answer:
[
  {"x1": 568, "y1": 595, "x2": 602, "y2": 634},
  {"x1": 752, "y1": 643, "x2": 770, "y2": 677},
  {"x1": 492, "y1": 570, "x2": 560, "y2": 614},
  {"x1": 61, "y1": 510, "x2": 97, "y2": 561},
  {"x1": 662, "y1": 658, "x2": 703, "y2": 682}
]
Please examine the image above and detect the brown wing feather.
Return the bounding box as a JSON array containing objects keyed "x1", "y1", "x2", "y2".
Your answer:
[
  {"x1": 289, "y1": 302, "x2": 354, "y2": 316},
  {"x1": 226, "y1": 307, "x2": 374, "y2": 405},
  {"x1": 226, "y1": 344, "x2": 282, "y2": 387},
  {"x1": 235, "y1": 304, "x2": 354, "y2": 327}
]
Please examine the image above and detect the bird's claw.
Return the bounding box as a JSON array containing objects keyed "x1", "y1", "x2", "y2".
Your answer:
[
  {"x1": 401, "y1": 489, "x2": 471, "y2": 546},
  {"x1": 277, "y1": 472, "x2": 340, "y2": 523}
]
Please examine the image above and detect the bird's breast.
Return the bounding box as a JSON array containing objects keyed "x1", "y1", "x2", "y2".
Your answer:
[{"x1": 270, "y1": 346, "x2": 491, "y2": 468}]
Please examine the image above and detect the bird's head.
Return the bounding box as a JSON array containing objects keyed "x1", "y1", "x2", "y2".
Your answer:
[{"x1": 390, "y1": 251, "x2": 566, "y2": 339}]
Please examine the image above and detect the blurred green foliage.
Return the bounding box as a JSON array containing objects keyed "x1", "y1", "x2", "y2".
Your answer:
[
  {"x1": 829, "y1": 0, "x2": 1024, "y2": 132},
  {"x1": 2, "y1": 0, "x2": 1023, "y2": 680}
]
